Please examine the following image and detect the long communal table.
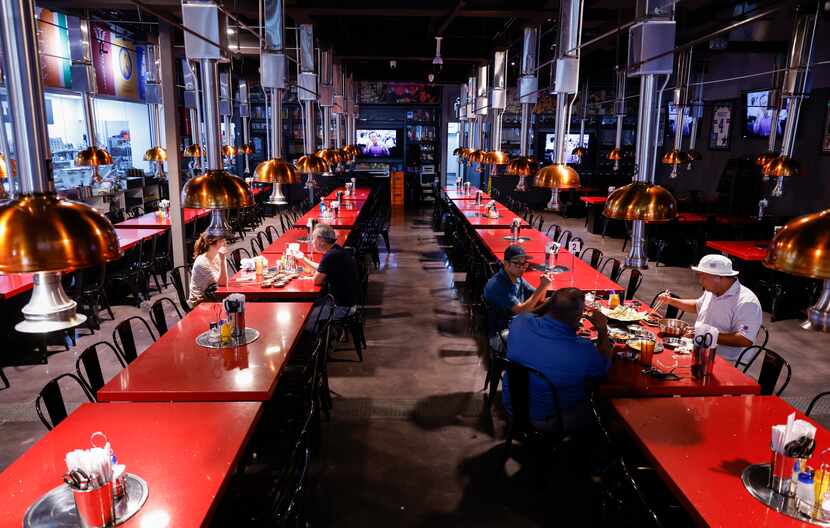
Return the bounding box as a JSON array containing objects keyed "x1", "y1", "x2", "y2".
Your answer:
[
  {"x1": 706, "y1": 240, "x2": 770, "y2": 262},
  {"x1": 115, "y1": 208, "x2": 209, "y2": 229},
  {"x1": 217, "y1": 253, "x2": 322, "y2": 300},
  {"x1": 611, "y1": 396, "x2": 827, "y2": 527},
  {"x1": 448, "y1": 197, "x2": 529, "y2": 229},
  {"x1": 261, "y1": 227, "x2": 349, "y2": 255},
  {"x1": 97, "y1": 301, "x2": 312, "y2": 402},
  {"x1": 0, "y1": 401, "x2": 262, "y2": 527}
]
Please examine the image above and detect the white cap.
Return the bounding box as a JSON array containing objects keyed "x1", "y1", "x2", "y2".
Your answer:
[{"x1": 691, "y1": 254, "x2": 739, "y2": 277}]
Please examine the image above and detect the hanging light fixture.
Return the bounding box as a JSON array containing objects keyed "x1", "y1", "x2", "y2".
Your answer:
[
  {"x1": 238, "y1": 79, "x2": 255, "y2": 175},
  {"x1": 0, "y1": 0, "x2": 122, "y2": 333},
  {"x1": 755, "y1": 56, "x2": 784, "y2": 178},
  {"x1": 511, "y1": 26, "x2": 540, "y2": 192},
  {"x1": 0, "y1": 153, "x2": 9, "y2": 199},
  {"x1": 765, "y1": 209, "x2": 830, "y2": 331},
  {"x1": 603, "y1": 2, "x2": 678, "y2": 268},
  {"x1": 143, "y1": 146, "x2": 168, "y2": 179},
  {"x1": 768, "y1": 11, "x2": 817, "y2": 197},
  {"x1": 181, "y1": 1, "x2": 253, "y2": 237},
  {"x1": 570, "y1": 81, "x2": 590, "y2": 162},
  {"x1": 662, "y1": 48, "x2": 693, "y2": 179},
  {"x1": 317, "y1": 49, "x2": 339, "y2": 177},
  {"x1": 685, "y1": 65, "x2": 705, "y2": 169},
  {"x1": 183, "y1": 144, "x2": 203, "y2": 158},
  {"x1": 540, "y1": 0, "x2": 584, "y2": 212},
  {"x1": 607, "y1": 148, "x2": 623, "y2": 161},
  {"x1": 68, "y1": 16, "x2": 112, "y2": 185},
  {"x1": 222, "y1": 144, "x2": 237, "y2": 158},
  {"x1": 295, "y1": 24, "x2": 328, "y2": 191}
]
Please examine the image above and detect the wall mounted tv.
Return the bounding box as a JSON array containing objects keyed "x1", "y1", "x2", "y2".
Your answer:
[
  {"x1": 356, "y1": 129, "x2": 402, "y2": 158},
  {"x1": 744, "y1": 90, "x2": 788, "y2": 139}
]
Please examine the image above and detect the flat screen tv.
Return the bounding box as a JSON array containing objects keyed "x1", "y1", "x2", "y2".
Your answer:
[
  {"x1": 668, "y1": 103, "x2": 693, "y2": 137},
  {"x1": 543, "y1": 133, "x2": 589, "y2": 164},
  {"x1": 745, "y1": 90, "x2": 787, "y2": 139},
  {"x1": 356, "y1": 129, "x2": 401, "y2": 158}
]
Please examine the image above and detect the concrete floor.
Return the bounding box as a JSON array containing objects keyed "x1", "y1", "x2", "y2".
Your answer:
[{"x1": 1, "y1": 203, "x2": 829, "y2": 526}]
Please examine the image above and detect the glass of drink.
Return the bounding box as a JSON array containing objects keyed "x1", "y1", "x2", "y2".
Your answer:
[
  {"x1": 638, "y1": 339, "x2": 656, "y2": 367},
  {"x1": 609, "y1": 293, "x2": 621, "y2": 309}
]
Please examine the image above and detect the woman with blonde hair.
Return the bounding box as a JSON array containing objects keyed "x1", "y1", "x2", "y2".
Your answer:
[{"x1": 188, "y1": 231, "x2": 229, "y2": 306}]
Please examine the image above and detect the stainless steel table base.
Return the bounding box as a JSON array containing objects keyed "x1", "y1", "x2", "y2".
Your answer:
[{"x1": 24, "y1": 473, "x2": 149, "y2": 527}]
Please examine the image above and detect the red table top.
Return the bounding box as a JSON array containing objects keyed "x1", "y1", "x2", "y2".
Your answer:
[
  {"x1": 294, "y1": 208, "x2": 360, "y2": 230},
  {"x1": 475, "y1": 228, "x2": 554, "y2": 255},
  {"x1": 521, "y1": 252, "x2": 624, "y2": 292},
  {"x1": 115, "y1": 227, "x2": 168, "y2": 251},
  {"x1": 580, "y1": 195, "x2": 608, "y2": 205},
  {"x1": 0, "y1": 401, "x2": 262, "y2": 528},
  {"x1": 217, "y1": 253, "x2": 322, "y2": 300},
  {"x1": 98, "y1": 301, "x2": 312, "y2": 402},
  {"x1": 115, "y1": 208, "x2": 208, "y2": 229},
  {"x1": 706, "y1": 240, "x2": 770, "y2": 262},
  {"x1": 444, "y1": 186, "x2": 491, "y2": 200},
  {"x1": 262, "y1": 227, "x2": 349, "y2": 254},
  {"x1": 324, "y1": 187, "x2": 370, "y2": 201},
  {"x1": 454, "y1": 201, "x2": 529, "y2": 229},
  {"x1": 611, "y1": 396, "x2": 827, "y2": 527},
  {"x1": 0, "y1": 272, "x2": 34, "y2": 300}
]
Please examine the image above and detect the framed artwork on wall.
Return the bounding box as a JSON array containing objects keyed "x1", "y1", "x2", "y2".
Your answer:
[
  {"x1": 822, "y1": 99, "x2": 830, "y2": 154},
  {"x1": 709, "y1": 101, "x2": 733, "y2": 151}
]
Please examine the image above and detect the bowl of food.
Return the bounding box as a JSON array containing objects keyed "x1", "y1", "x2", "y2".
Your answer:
[
  {"x1": 658, "y1": 318, "x2": 689, "y2": 337},
  {"x1": 600, "y1": 304, "x2": 647, "y2": 323}
]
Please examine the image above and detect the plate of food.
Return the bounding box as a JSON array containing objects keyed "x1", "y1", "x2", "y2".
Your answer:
[
  {"x1": 600, "y1": 305, "x2": 647, "y2": 323},
  {"x1": 608, "y1": 328, "x2": 631, "y2": 342}
]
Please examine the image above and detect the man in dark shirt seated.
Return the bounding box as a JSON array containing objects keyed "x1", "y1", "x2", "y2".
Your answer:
[
  {"x1": 298, "y1": 223, "x2": 359, "y2": 331},
  {"x1": 483, "y1": 245, "x2": 551, "y2": 351},
  {"x1": 503, "y1": 287, "x2": 612, "y2": 432}
]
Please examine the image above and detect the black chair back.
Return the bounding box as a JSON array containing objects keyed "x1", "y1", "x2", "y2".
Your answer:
[
  {"x1": 231, "y1": 248, "x2": 252, "y2": 271},
  {"x1": 650, "y1": 291, "x2": 684, "y2": 319},
  {"x1": 579, "y1": 247, "x2": 604, "y2": 270},
  {"x1": 545, "y1": 224, "x2": 561, "y2": 242},
  {"x1": 599, "y1": 257, "x2": 621, "y2": 281},
  {"x1": 35, "y1": 373, "x2": 95, "y2": 430},
  {"x1": 265, "y1": 224, "x2": 281, "y2": 244},
  {"x1": 736, "y1": 346, "x2": 792, "y2": 396},
  {"x1": 76, "y1": 341, "x2": 126, "y2": 395},
  {"x1": 112, "y1": 316, "x2": 157, "y2": 364},
  {"x1": 150, "y1": 297, "x2": 184, "y2": 336},
  {"x1": 557, "y1": 229, "x2": 573, "y2": 248},
  {"x1": 504, "y1": 359, "x2": 564, "y2": 434},
  {"x1": 616, "y1": 268, "x2": 643, "y2": 300},
  {"x1": 807, "y1": 391, "x2": 830, "y2": 416},
  {"x1": 169, "y1": 265, "x2": 192, "y2": 313}
]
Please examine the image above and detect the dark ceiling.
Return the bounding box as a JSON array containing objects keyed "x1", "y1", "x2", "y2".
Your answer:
[{"x1": 41, "y1": 0, "x2": 798, "y2": 88}]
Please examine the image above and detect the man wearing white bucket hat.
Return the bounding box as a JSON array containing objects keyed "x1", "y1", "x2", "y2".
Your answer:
[{"x1": 657, "y1": 254, "x2": 763, "y2": 361}]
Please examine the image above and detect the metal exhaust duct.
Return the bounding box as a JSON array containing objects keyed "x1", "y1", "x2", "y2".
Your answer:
[
  {"x1": 473, "y1": 65, "x2": 489, "y2": 173},
  {"x1": 333, "y1": 63, "x2": 344, "y2": 149},
  {"x1": 542, "y1": 0, "x2": 584, "y2": 212},
  {"x1": 0, "y1": 0, "x2": 121, "y2": 333},
  {"x1": 770, "y1": 11, "x2": 817, "y2": 198},
  {"x1": 319, "y1": 49, "x2": 334, "y2": 150},
  {"x1": 612, "y1": 68, "x2": 626, "y2": 171},
  {"x1": 509, "y1": 26, "x2": 540, "y2": 191},
  {"x1": 666, "y1": 48, "x2": 693, "y2": 178},
  {"x1": 219, "y1": 70, "x2": 234, "y2": 163},
  {"x1": 294, "y1": 23, "x2": 328, "y2": 195},
  {"x1": 607, "y1": 0, "x2": 677, "y2": 269},
  {"x1": 757, "y1": 56, "x2": 783, "y2": 177},
  {"x1": 181, "y1": 0, "x2": 252, "y2": 238},
  {"x1": 68, "y1": 15, "x2": 111, "y2": 185},
  {"x1": 238, "y1": 80, "x2": 252, "y2": 174},
  {"x1": 256, "y1": 0, "x2": 295, "y2": 205},
  {"x1": 182, "y1": 59, "x2": 203, "y2": 174},
  {"x1": 686, "y1": 65, "x2": 704, "y2": 169},
  {"x1": 142, "y1": 44, "x2": 166, "y2": 179}
]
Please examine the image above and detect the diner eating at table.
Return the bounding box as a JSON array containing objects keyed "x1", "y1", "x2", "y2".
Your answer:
[
  {"x1": 484, "y1": 245, "x2": 552, "y2": 351},
  {"x1": 188, "y1": 231, "x2": 229, "y2": 306},
  {"x1": 657, "y1": 254, "x2": 763, "y2": 361}
]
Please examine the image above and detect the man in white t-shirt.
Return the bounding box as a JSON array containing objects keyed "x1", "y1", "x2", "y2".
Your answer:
[{"x1": 657, "y1": 254, "x2": 763, "y2": 361}]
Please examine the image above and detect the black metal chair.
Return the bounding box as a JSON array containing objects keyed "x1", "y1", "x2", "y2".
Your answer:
[
  {"x1": 35, "y1": 373, "x2": 95, "y2": 430},
  {"x1": 806, "y1": 391, "x2": 830, "y2": 417},
  {"x1": 230, "y1": 247, "x2": 252, "y2": 273},
  {"x1": 75, "y1": 341, "x2": 126, "y2": 396},
  {"x1": 149, "y1": 297, "x2": 184, "y2": 336},
  {"x1": 503, "y1": 358, "x2": 565, "y2": 462},
  {"x1": 107, "y1": 244, "x2": 144, "y2": 307},
  {"x1": 734, "y1": 346, "x2": 791, "y2": 396},
  {"x1": 545, "y1": 223, "x2": 561, "y2": 242},
  {"x1": 599, "y1": 257, "x2": 622, "y2": 281},
  {"x1": 153, "y1": 229, "x2": 173, "y2": 288},
  {"x1": 615, "y1": 267, "x2": 643, "y2": 301},
  {"x1": 169, "y1": 265, "x2": 192, "y2": 313},
  {"x1": 579, "y1": 247, "x2": 604, "y2": 270},
  {"x1": 112, "y1": 316, "x2": 157, "y2": 364},
  {"x1": 557, "y1": 229, "x2": 573, "y2": 248},
  {"x1": 265, "y1": 224, "x2": 281, "y2": 244}
]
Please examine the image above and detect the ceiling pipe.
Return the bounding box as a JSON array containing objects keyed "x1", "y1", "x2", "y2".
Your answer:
[
  {"x1": 665, "y1": 47, "x2": 693, "y2": 178},
  {"x1": 686, "y1": 64, "x2": 704, "y2": 169},
  {"x1": 182, "y1": 59, "x2": 204, "y2": 174},
  {"x1": 610, "y1": 67, "x2": 627, "y2": 171},
  {"x1": 572, "y1": 79, "x2": 589, "y2": 163},
  {"x1": 485, "y1": 49, "x2": 508, "y2": 191},
  {"x1": 294, "y1": 23, "x2": 329, "y2": 196},
  {"x1": 219, "y1": 70, "x2": 235, "y2": 165},
  {"x1": 508, "y1": 26, "x2": 540, "y2": 192},
  {"x1": 756, "y1": 55, "x2": 783, "y2": 177},
  {"x1": 0, "y1": 0, "x2": 121, "y2": 333},
  {"x1": 541, "y1": 0, "x2": 584, "y2": 213},
  {"x1": 237, "y1": 80, "x2": 253, "y2": 174},
  {"x1": 770, "y1": 10, "x2": 817, "y2": 198}
]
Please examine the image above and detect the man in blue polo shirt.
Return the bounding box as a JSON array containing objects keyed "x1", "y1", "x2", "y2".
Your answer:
[
  {"x1": 503, "y1": 287, "x2": 612, "y2": 432},
  {"x1": 483, "y1": 245, "x2": 551, "y2": 351}
]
